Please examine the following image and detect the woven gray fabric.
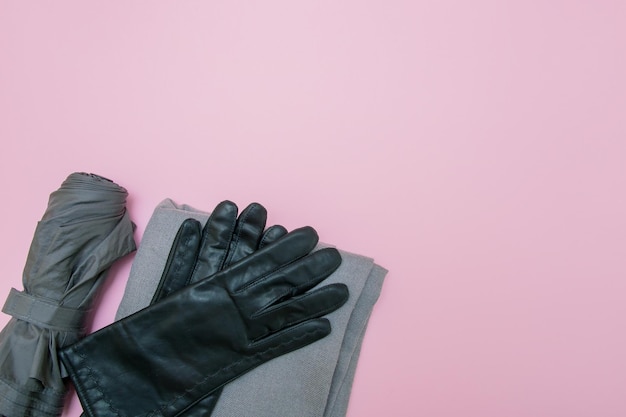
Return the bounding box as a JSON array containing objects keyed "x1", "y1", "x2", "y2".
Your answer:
[
  {"x1": 324, "y1": 264, "x2": 386, "y2": 417},
  {"x1": 114, "y1": 199, "x2": 386, "y2": 417},
  {"x1": 0, "y1": 173, "x2": 136, "y2": 417}
]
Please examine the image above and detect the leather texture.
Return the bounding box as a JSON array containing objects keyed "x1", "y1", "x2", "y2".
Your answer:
[
  {"x1": 149, "y1": 201, "x2": 288, "y2": 416},
  {"x1": 60, "y1": 207, "x2": 349, "y2": 417}
]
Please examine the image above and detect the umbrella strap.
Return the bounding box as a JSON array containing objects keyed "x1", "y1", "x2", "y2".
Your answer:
[{"x1": 2, "y1": 288, "x2": 87, "y2": 333}]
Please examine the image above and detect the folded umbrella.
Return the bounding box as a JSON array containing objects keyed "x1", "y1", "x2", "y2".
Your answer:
[{"x1": 0, "y1": 172, "x2": 136, "y2": 417}]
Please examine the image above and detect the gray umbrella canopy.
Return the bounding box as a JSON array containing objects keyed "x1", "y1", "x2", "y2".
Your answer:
[{"x1": 0, "y1": 172, "x2": 136, "y2": 417}]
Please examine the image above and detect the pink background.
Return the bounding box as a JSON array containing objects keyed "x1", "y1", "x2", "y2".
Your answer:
[{"x1": 1, "y1": 1, "x2": 625, "y2": 416}]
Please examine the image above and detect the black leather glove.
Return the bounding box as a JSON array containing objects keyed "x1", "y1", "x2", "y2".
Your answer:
[
  {"x1": 153, "y1": 200, "x2": 287, "y2": 302},
  {"x1": 149, "y1": 200, "x2": 288, "y2": 415},
  {"x1": 60, "y1": 212, "x2": 349, "y2": 417}
]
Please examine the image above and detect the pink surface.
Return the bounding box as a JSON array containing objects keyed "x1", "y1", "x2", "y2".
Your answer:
[{"x1": 1, "y1": 1, "x2": 625, "y2": 416}]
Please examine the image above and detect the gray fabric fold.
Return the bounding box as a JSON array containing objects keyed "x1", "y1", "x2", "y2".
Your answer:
[
  {"x1": 114, "y1": 198, "x2": 386, "y2": 417},
  {"x1": 0, "y1": 172, "x2": 137, "y2": 417}
]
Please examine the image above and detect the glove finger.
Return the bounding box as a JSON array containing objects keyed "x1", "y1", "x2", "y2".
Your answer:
[
  {"x1": 249, "y1": 318, "x2": 332, "y2": 354},
  {"x1": 190, "y1": 200, "x2": 238, "y2": 283},
  {"x1": 259, "y1": 224, "x2": 288, "y2": 248},
  {"x1": 220, "y1": 226, "x2": 320, "y2": 291},
  {"x1": 223, "y1": 203, "x2": 267, "y2": 268},
  {"x1": 151, "y1": 218, "x2": 202, "y2": 303},
  {"x1": 234, "y1": 247, "x2": 342, "y2": 314},
  {"x1": 249, "y1": 283, "x2": 349, "y2": 341}
]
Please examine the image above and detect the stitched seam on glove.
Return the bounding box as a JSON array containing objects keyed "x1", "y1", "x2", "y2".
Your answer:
[
  {"x1": 144, "y1": 325, "x2": 327, "y2": 417},
  {"x1": 168, "y1": 229, "x2": 198, "y2": 297},
  {"x1": 233, "y1": 255, "x2": 322, "y2": 295},
  {"x1": 258, "y1": 226, "x2": 281, "y2": 248},
  {"x1": 232, "y1": 236, "x2": 319, "y2": 294},
  {"x1": 70, "y1": 349, "x2": 124, "y2": 417},
  {"x1": 250, "y1": 291, "x2": 345, "y2": 343},
  {"x1": 254, "y1": 286, "x2": 346, "y2": 323},
  {"x1": 192, "y1": 211, "x2": 236, "y2": 280},
  {"x1": 223, "y1": 203, "x2": 258, "y2": 268},
  {"x1": 171, "y1": 228, "x2": 198, "y2": 291},
  {"x1": 152, "y1": 224, "x2": 198, "y2": 302},
  {"x1": 253, "y1": 260, "x2": 343, "y2": 314}
]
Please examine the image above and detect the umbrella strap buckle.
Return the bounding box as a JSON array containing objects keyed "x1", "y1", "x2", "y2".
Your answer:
[{"x1": 2, "y1": 288, "x2": 87, "y2": 333}]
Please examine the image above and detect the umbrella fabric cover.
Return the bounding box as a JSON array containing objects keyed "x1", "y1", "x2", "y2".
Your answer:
[{"x1": 0, "y1": 172, "x2": 136, "y2": 417}]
